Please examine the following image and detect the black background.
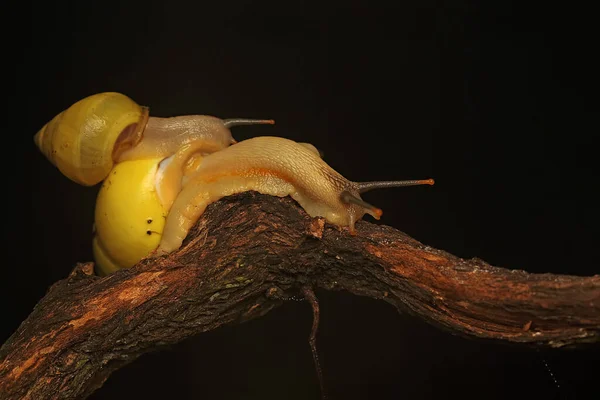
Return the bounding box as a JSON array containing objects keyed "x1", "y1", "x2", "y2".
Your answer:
[{"x1": 5, "y1": 1, "x2": 598, "y2": 399}]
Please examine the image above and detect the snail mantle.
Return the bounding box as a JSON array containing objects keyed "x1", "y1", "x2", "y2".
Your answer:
[{"x1": 1, "y1": 192, "x2": 599, "y2": 400}]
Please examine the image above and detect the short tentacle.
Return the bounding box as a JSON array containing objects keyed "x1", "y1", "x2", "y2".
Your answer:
[{"x1": 340, "y1": 191, "x2": 383, "y2": 219}]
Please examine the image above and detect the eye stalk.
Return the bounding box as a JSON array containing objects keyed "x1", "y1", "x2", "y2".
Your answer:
[
  {"x1": 340, "y1": 179, "x2": 435, "y2": 222},
  {"x1": 223, "y1": 119, "x2": 275, "y2": 129},
  {"x1": 356, "y1": 179, "x2": 435, "y2": 193}
]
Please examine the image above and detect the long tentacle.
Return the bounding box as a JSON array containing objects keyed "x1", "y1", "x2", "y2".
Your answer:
[
  {"x1": 223, "y1": 119, "x2": 275, "y2": 128},
  {"x1": 356, "y1": 179, "x2": 434, "y2": 194}
]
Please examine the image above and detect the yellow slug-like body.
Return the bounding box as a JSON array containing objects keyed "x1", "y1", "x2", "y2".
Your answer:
[
  {"x1": 156, "y1": 136, "x2": 375, "y2": 254},
  {"x1": 34, "y1": 92, "x2": 148, "y2": 186}
]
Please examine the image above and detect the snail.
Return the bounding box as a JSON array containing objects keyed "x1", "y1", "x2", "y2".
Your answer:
[
  {"x1": 34, "y1": 92, "x2": 274, "y2": 186},
  {"x1": 34, "y1": 92, "x2": 274, "y2": 275},
  {"x1": 155, "y1": 136, "x2": 434, "y2": 254},
  {"x1": 34, "y1": 92, "x2": 434, "y2": 275}
]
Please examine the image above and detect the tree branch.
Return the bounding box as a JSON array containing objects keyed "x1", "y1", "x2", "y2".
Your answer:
[{"x1": 1, "y1": 192, "x2": 599, "y2": 399}]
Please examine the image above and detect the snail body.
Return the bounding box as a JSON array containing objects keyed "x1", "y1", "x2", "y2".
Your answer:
[
  {"x1": 156, "y1": 136, "x2": 433, "y2": 254},
  {"x1": 117, "y1": 115, "x2": 238, "y2": 162}
]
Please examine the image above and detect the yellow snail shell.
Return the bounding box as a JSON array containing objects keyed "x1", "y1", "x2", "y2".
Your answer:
[{"x1": 34, "y1": 92, "x2": 148, "y2": 186}]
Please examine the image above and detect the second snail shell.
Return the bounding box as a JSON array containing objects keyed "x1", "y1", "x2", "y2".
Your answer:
[{"x1": 92, "y1": 157, "x2": 168, "y2": 275}]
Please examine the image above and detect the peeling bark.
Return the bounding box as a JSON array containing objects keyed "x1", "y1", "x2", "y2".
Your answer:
[{"x1": 1, "y1": 192, "x2": 599, "y2": 399}]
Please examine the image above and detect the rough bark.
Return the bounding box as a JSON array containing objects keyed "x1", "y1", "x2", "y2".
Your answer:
[{"x1": 1, "y1": 192, "x2": 599, "y2": 399}]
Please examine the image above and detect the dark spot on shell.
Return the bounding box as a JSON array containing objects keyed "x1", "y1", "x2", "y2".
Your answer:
[
  {"x1": 146, "y1": 230, "x2": 152, "y2": 235},
  {"x1": 147, "y1": 219, "x2": 153, "y2": 224}
]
